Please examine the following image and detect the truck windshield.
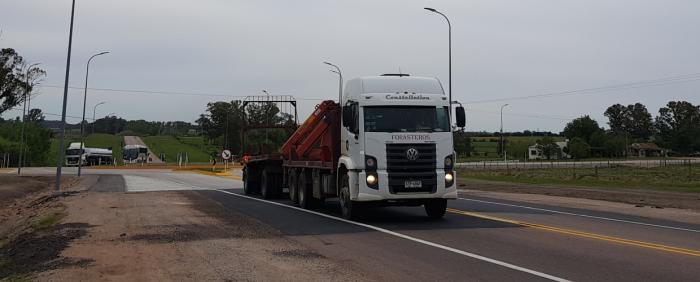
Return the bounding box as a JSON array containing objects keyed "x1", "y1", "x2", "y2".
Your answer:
[
  {"x1": 66, "y1": 149, "x2": 83, "y2": 155},
  {"x1": 364, "y1": 106, "x2": 450, "y2": 132}
]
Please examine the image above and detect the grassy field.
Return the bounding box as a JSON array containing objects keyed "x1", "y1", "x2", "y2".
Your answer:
[
  {"x1": 142, "y1": 135, "x2": 211, "y2": 163},
  {"x1": 459, "y1": 164, "x2": 700, "y2": 192}
]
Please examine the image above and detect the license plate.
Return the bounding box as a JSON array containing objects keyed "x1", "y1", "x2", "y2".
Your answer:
[{"x1": 404, "y1": 180, "x2": 422, "y2": 188}]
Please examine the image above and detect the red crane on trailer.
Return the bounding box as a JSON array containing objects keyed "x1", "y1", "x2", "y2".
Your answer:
[{"x1": 242, "y1": 99, "x2": 340, "y2": 201}]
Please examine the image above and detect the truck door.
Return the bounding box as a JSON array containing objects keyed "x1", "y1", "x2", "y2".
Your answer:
[{"x1": 344, "y1": 101, "x2": 362, "y2": 163}]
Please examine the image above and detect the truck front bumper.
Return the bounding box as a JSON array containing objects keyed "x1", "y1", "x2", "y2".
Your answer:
[{"x1": 352, "y1": 170, "x2": 458, "y2": 202}]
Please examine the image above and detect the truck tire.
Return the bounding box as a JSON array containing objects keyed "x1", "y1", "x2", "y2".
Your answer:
[
  {"x1": 243, "y1": 166, "x2": 259, "y2": 195},
  {"x1": 288, "y1": 169, "x2": 299, "y2": 204},
  {"x1": 339, "y1": 173, "x2": 360, "y2": 220},
  {"x1": 298, "y1": 170, "x2": 321, "y2": 209},
  {"x1": 424, "y1": 199, "x2": 447, "y2": 219},
  {"x1": 260, "y1": 168, "x2": 278, "y2": 199}
]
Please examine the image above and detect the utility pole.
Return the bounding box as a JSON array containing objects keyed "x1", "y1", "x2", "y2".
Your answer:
[
  {"x1": 500, "y1": 104, "x2": 510, "y2": 162},
  {"x1": 56, "y1": 0, "x2": 77, "y2": 192},
  {"x1": 262, "y1": 90, "x2": 270, "y2": 145}
]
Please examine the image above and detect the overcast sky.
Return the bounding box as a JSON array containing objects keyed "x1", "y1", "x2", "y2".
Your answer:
[{"x1": 1, "y1": 0, "x2": 699, "y2": 132}]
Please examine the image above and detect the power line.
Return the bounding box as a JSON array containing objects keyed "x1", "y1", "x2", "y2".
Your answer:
[
  {"x1": 464, "y1": 73, "x2": 700, "y2": 104},
  {"x1": 38, "y1": 84, "x2": 326, "y2": 101}
]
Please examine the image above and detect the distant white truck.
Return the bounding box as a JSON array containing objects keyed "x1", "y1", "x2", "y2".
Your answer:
[{"x1": 65, "y1": 142, "x2": 114, "y2": 166}]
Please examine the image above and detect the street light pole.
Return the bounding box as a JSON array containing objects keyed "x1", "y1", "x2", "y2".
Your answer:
[
  {"x1": 262, "y1": 90, "x2": 271, "y2": 144},
  {"x1": 500, "y1": 104, "x2": 510, "y2": 162},
  {"x1": 424, "y1": 8, "x2": 452, "y2": 118},
  {"x1": 56, "y1": 0, "x2": 77, "y2": 192},
  {"x1": 92, "y1": 101, "x2": 106, "y2": 134},
  {"x1": 78, "y1": 51, "x2": 109, "y2": 177},
  {"x1": 323, "y1": 62, "x2": 343, "y2": 103}
]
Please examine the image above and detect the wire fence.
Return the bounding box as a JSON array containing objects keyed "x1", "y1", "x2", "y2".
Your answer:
[{"x1": 455, "y1": 158, "x2": 700, "y2": 171}]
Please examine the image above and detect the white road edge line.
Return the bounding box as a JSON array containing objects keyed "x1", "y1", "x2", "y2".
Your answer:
[
  {"x1": 215, "y1": 189, "x2": 570, "y2": 282},
  {"x1": 459, "y1": 197, "x2": 700, "y2": 234}
]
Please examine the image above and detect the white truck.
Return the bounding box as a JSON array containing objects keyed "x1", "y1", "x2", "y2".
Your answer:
[
  {"x1": 242, "y1": 74, "x2": 465, "y2": 219},
  {"x1": 65, "y1": 142, "x2": 114, "y2": 166}
]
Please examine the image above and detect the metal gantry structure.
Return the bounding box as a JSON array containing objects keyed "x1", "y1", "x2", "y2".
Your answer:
[{"x1": 240, "y1": 95, "x2": 298, "y2": 156}]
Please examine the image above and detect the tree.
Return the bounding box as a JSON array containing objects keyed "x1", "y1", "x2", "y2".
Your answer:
[
  {"x1": 0, "y1": 48, "x2": 45, "y2": 114},
  {"x1": 25, "y1": 108, "x2": 44, "y2": 122},
  {"x1": 562, "y1": 115, "x2": 603, "y2": 144},
  {"x1": 655, "y1": 101, "x2": 700, "y2": 154},
  {"x1": 627, "y1": 103, "x2": 654, "y2": 139},
  {"x1": 92, "y1": 116, "x2": 127, "y2": 134},
  {"x1": 536, "y1": 136, "x2": 560, "y2": 160},
  {"x1": 453, "y1": 130, "x2": 472, "y2": 158},
  {"x1": 605, "y1": 103, "x2": 654, "y2": 140},
  {"x1": 604, "y1": 104, "x2": 627, "y2": 133},
  {"x1": 568, "y1": 137, "x2": 590, "y2": 159}
]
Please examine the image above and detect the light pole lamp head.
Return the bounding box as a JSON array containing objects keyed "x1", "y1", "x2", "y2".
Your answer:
[{"x1": 424, "y1": 7, "x2": 437, "y2": 12}]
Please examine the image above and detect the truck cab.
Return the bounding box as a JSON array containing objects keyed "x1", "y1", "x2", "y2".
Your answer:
[{"x1": 337, "y1": 75, "x2": 464, "y2": 218}]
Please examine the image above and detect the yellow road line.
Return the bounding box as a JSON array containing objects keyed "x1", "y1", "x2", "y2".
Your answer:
[
  {"x1": 447, "y1": 208, "x2": 700, "y2": 257},
  {"x1": 178, "y1": 169, "x2": 242, "y2": 180}
]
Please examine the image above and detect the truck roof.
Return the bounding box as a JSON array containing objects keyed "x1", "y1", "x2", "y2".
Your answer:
[{"x1": 345, "y1": 76, "x2": 444, "y2": 97}]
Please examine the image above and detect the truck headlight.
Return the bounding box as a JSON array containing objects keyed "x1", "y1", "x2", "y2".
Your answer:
[
  {"x1": 366, "y1": 172, "x2": 378, "y2": 189},
  {"x1": 366, "y1": 174, "x2": 377, "y2": 185},
  {"x1": 445, "y1": 171, "x2": 454, "y2": 187}
]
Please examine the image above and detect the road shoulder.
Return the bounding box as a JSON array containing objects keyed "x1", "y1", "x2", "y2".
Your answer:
[{"x1": 35, "y1": 188, "x2": 368, "y2": 281}]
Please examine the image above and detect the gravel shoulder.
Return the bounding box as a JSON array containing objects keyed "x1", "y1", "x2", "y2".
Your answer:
[{"x1": 34, "y1": 186, "x2": 368, "y2": 281}]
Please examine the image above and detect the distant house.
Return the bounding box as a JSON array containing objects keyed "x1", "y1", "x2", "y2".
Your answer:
[
  {"x1": 629, "y1": 143, "x2": 665, "y2": 157},
  {"x1": 528, "y1": 140, "x2": 571, "y2": 160}
]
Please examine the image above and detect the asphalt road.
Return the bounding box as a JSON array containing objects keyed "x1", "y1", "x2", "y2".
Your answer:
[{"x1": 14, "y1": 168, "x2": 700, "y2": 281}]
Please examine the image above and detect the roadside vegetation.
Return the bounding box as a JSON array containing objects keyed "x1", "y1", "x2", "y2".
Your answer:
[
  {"x1": 142, "y1": 135, "x2": 211, "y2": 163},
  {"x1": 460, "y1": 164, "x2": 700, "y2": 193}
]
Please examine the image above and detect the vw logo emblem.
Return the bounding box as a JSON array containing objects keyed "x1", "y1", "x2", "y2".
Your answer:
[{"x1": 406, "y1": 148, "x2": 419, "y2": 161}]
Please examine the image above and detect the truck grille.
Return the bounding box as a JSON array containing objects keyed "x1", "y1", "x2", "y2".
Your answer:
[{"x1": 386, "y1": 143, "x2": 437, "y2": 194}]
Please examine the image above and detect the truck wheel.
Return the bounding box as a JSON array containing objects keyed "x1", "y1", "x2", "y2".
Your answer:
[
  {"x1": 339, "y1": 173, "x2": 360, "y2": 220},
  {"x1": 298, "y1": 170, "x2": 320, "y2": 209},
  {"x1": 260, "y1": 169, "x2": 278, "y2": 199},
  {"x1": 243, "y1": 166, "x2": 259, "y2": 195},
  {"x1": 424, "y1": 199, "x2": 447, "y2": 219},
  {"x1": 288, "y1": 169, "x2": 299, "y2": 204}
]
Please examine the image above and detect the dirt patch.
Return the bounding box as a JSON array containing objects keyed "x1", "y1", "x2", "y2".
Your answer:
[
  {"x1": 459, "y1": 178, "x2": 700, "y2": 211},
  {"x1": 35, "y1": 190, "x2": 370, "y2": 281},
  {"x1": 0, "y1": 176, "x2": 84, "y2": 281}
]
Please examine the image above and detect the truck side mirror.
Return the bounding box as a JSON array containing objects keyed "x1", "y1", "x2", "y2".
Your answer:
[
  {"x1": 456, "y1": 106, "x2": 466, "y2": 128},
  {"x1": 342, "y1": 106, "x2": 352, "y2": 128}
]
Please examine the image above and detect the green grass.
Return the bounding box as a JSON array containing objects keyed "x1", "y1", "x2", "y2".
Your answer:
[
  {"x1": 459, "y1": 164, "x2": 700, "y2": 192},
  {"x1": 142, "y1": 135, "x2": 211, "y2": 163},
  {"x1": 466, "y1": 136, "x2": 565, "y2": 161},
  {"x1": 32, "y1": 212, "x2": 66, "y2": 231}
]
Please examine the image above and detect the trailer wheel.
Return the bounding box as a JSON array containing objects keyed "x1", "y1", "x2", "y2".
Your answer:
[
  {"x1": 424, "y1": 199, "x2": 447, "y2": 219},
  {"x1": 288, "y1": 169, "x2": 299, "y2": 204},
  {"x1": 243, "y1": 166, "x2": 259, "y2": 195},
  {"x1": 260, "y1": 168, "x2": 278, "y2": 199},
  {"x1": 298, "y1": 170, "x2": 321, "y2": 209},
  {"x1": 339, "y1": 173, "x2": 360, "y2": 220}
]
